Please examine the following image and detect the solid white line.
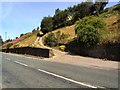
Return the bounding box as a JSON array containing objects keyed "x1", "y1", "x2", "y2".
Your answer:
[
  {"x1": 14, "y1": 61, "x2": 28, "y2": 67},
  {"x1": 38, "y1": 69, "x2": 104, "y2": 88}
]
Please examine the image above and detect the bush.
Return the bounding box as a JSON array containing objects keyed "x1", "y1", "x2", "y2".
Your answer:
[
  {"x1": 6, "y1": 44, "x2": 13, "y2": 49},
  {"x1": 77, "y1": 25, "x2": 99, "y2": 47},
  {"x1": 59, "y1": 45, "x2": 66, "y2": 51},
  {"x1": 44, "y1": 31, "x2": 69, "y2": 47},
  {"x1": 44, "y1": 33, "x2": 57, "y2": 47},
  {"x1": 75, "y1": 16, "x2": 106, "y2": 47},
  {"x1": 20, "y1": 34, "x2": 24, "y2": 37}
]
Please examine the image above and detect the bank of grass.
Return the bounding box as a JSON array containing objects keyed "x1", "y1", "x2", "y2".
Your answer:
[
  {"x1": 43, "y1": 14, "x2": 119, "y2": 47},
  {"x1": 11, "y1": 30, "x2": 39, "y2": 48}
]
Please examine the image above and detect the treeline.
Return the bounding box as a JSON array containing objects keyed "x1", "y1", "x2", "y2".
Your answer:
[{"x1": 40, "y1": 1, "x2": 108, "y2": 34}]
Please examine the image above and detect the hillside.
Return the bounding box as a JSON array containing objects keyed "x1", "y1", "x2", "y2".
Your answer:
[
  {"x1": 2, "y1": 30, "x2": 40, "y2": 49},
  {"x1": 2, "y1": 4, "x2": 119, "y2": 50},
  {"x1": 43, "y1": 4, "x2": 120, "y2": 46}
]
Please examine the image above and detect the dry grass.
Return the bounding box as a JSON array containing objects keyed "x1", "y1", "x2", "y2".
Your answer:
[
  {"x1": 99, "y1": 13, "x2": 119, "y2": 44},
  {"x1": 11, "y1": 31, "x2": 39, "y2": 48},
  {"x1": 42, "y1": 25, "x2": 76, "y2": 44},
  {"x1": 43, "y1": 13, "x2": 119, "y2": 45}
]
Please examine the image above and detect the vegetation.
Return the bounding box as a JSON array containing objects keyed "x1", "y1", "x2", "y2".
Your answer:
[
  {"x1": 75, "y1": 16, "x2": 106, "y2": 47},
  {"x1": 2, "y1": 1, "x2": 119, "y2": 52},
  {"x1": 41, "y1": 16, "x2": 53, "y2": 34},
  {"x1": 59, "y1": 45, "x2": 66, "y2": 51},
  {"x1": 44, "y1": 31, "x2": 69, "y2": 47},
  {"x1": 40, "y1": 1, "x2": 108, "y2": 34},
  {"x1": 20, "y1": 33, "x2": 24, "y2": 37},
  {"x1": 6, "y1": 43, "x2": 13, "y2": 49},
  {"x1": 0, "y1": 35, "x2": 3, "y2": 46},
  {"x1": 93, "y1": 1, "x2": 108, "y2": 15}
]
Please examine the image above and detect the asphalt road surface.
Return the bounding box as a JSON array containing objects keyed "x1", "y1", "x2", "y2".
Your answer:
[{"x1": 1, "y1": 52, "x2": 119, "y2": 89}]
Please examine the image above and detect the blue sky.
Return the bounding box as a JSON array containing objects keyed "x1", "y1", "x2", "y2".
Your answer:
[{"x1": 0, "y1": 2, "x2": 119, "y2": 41}]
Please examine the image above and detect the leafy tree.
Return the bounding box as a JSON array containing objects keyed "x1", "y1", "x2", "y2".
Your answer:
[
  {"x1": 6, "y1": 43, "x2": 13, "y2": 49},
  {"x1": 32, "y1": 29, "x2": 36, "y2": 32},
  {"x1": 55, "y1": 8, "x2": 61, "y2": 15},
  {"x1": 20, "y1": 33, "x2": 24, "y2": 37},
  {"x1": 0, "y1": 35, "x2": 3, "y2": 46},
  {"x1": 41, "y1": 16, "x2": 53, "y2": 34},
  {"x1": 72, "y1": 2, "x2": 94, "y2": 22},
  {"x1": 53, "y1": 10, "x2": 68, "y2": 29},
  {"x1": 44, "y1": 31, "x2": 69, "y2": 47},
  {"x1": 37, "y1": 27, "x2": 39, "y2": 30},
  {"x1": 44, "y1": 32, "x2": 57, "y2": 47},
  {"x1": 4, "y1": 39, "x2": 12, "y2": 44},
  {"x1": 93, "y1": 0, "x2": 108, "y2": 15},
  {"x1": 75, "y1": 16, "x2": 106, "y2": 47}
]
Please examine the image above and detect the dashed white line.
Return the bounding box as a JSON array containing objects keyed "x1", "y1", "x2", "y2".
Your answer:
[
  {"x1": 38, "y1": 69, "x2": 104, "y2": 89},
  {"x1": 14, "y1": 61, "x2": 28, "y2": 67}
]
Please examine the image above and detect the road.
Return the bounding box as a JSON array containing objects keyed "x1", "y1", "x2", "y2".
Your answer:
[{"x1": 1, "y1": 52, "x2": 119, "y2": 89}]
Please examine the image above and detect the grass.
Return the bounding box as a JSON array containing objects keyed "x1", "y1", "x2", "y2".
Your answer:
[
  {"x1": 3, "y1": 4, "x2": 119, "y2": 49},
  {"x1": 43, "y1": 4, "x2": 119, "y2": 46},
  {"x1": 42, "y1": 25, "x2": 76, "y2": 45},
  {"x1": 11, "y1": 30, "x2": 39, "y2": 48}
]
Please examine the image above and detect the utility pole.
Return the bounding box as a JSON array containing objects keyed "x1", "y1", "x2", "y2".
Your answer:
[{"x1": 5, "y1": 32, "x2": 7, "y2": 41}]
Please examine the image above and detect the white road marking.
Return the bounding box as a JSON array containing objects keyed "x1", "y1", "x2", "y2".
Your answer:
[
  {"x1": 37, "y1": 69, "x2": 105, "y2": 89},
  {"x1": 14, "y1": 61, "x2": 28, "y2": 67}
]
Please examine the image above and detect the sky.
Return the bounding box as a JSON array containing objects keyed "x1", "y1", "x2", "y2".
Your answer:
[{"x1": 0, "y1": 1, "x2": 119, "y2": 41}]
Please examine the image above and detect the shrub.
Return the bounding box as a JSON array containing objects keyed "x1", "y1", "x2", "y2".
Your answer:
[
  {"x1": 44, "y1": 32, "x2": 57, "y2": 47},
  {"x1": 6, "y1": 44, "x2": 13, "y2": 49},
  {"x1": 44, "y1": 31, "x2": 69, "y2": 47},
  {"x1": 59, "y1": 45, "x2": 66, "y2": 51},
  {"x1": 75, "y1": 16, "x2": 106, "y2": 47},
  {"x1": 20, "y1": 34, "x2": 24, "y2": 37},
  {"x1": 77, "y1": 25, "x2": 99, "y2": 47}
]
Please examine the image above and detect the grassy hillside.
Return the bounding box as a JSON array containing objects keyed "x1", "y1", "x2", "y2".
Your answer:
[
  {"x1": 2, "y1": 4, "x2": 119, "y2": 50},
  {"x1": 2, "y1": 30, "x2": 40, "y2": 49},
  {"x1": 43, "y1": 4, "x2": 120, "y2": 46},
  {"x1": 11, "y1": 30, "x2": 39, "y2": 48},
  {"x1": 42, "y1": 25, "x2": 75, "y2": 44}
]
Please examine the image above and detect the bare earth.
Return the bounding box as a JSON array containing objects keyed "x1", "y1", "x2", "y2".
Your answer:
[
  {"x1": 45, "y1": 51, "x2": 118, "y2": 70},
  {"x1": 39, "y1": 37, "x2": 119, "y2": 70}
]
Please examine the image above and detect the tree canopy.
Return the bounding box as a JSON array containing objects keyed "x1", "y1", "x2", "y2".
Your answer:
[{"x1": 40, "y1": 1, "x2": 108, "y2": 34}]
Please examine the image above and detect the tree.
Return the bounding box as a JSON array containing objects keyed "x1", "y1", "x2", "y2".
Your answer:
[
  {"x1": 44, "y1": 31, "x2": 69, "y2": 47},
  {"x1": 20, "y1": 33, "x2": 24, "y2": 37},
  {"x1": 55, "y1": 8, "x2": 61, "y2": 15},
  {"x1": 0, "y1": 35, "x2": 3, "y2": 46},
  {"x1": 37, "y1": 27, "x2": 39, "y2": 30},
  {"x1": 32, "y1": 29, "x2": 36, "y2": 32},
  {"x1": 93, "y1": 0, "x2": 108, "y2": 15},
  {"x1": 75, "y1": 16, "x2": 106, "y2": 47},
  {"x1": 53, "y1": 10, "x2": 69, "y2": 29},
  {"x1": 3, "y1": 39, "x2": 12, "y2": 44},
  {"x1": 16, "y1": 37, "x2": 18, "y2": 39},
  {"x1": 72, "y1": 2, "x2": 94, "y2": 22},
  {"x1": 40, "y1": 16, "x2": 53, "y2": 34}
]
